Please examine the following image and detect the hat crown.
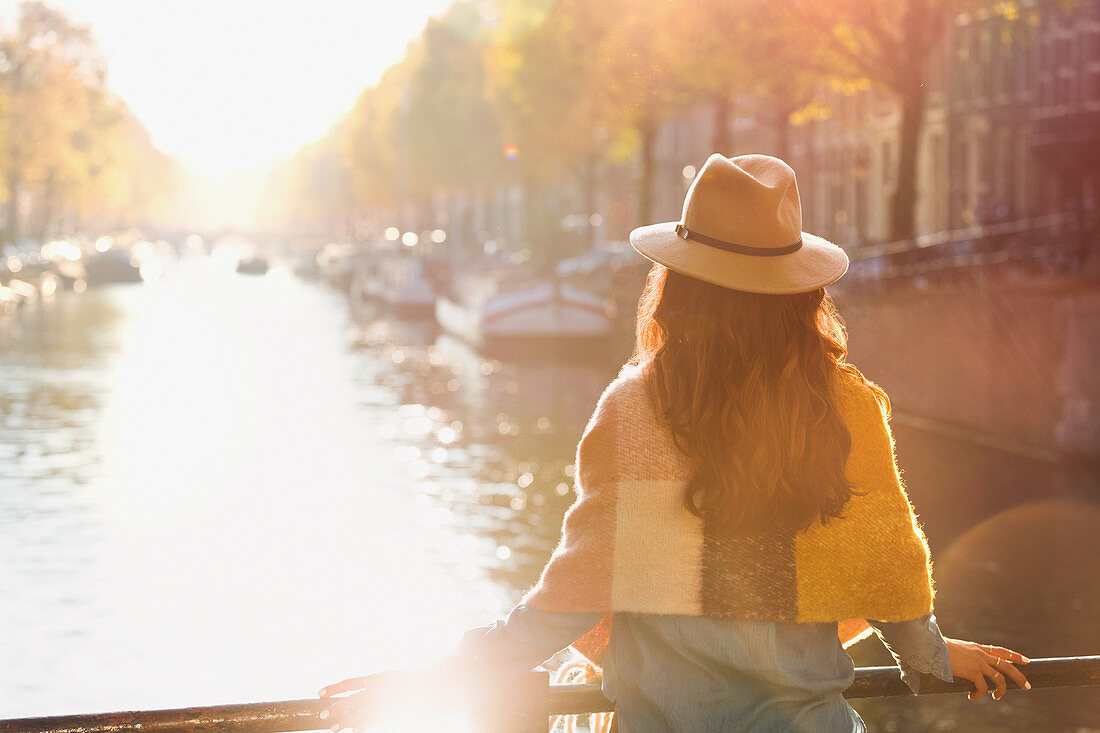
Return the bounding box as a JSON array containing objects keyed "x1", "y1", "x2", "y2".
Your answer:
[{"x1": 682, "y1": 154, "x2": 802, "y2": 249}]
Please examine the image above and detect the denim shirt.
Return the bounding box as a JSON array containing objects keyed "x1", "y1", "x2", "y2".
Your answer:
[{"x1": 452, "y1": 606, "x2": 952, "y2": 733}]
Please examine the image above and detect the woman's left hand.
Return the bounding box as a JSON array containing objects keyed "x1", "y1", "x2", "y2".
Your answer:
[
  {"x1": 319, "y1": 659, "x2": 472, "y2": 731},
  {"x1": 318, "y1": 671, "x2": 422, "y2": 731}
]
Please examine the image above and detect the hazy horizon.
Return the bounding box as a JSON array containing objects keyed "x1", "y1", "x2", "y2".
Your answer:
[{"x1": 0, "y1": 0, "x2": 457, "y2": 228}]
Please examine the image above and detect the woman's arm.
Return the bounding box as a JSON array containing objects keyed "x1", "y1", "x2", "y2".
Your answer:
[
  {"x1": 870, "y1": 615, "x2": 1030, "y2": 700},
  {"x1": 318, "y1": 605, "x2": 603, "y2": 730},
  {"x1": 870, "y1": 613, "x2": 952, "y2": 693},
  {"x1": 450, "y1": 604, "x2": 605, "y2": 680}
]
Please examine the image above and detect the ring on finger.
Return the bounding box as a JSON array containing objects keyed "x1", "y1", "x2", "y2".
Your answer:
[{"x1": 992, "y1": 658, "x2": 1002, "y2": 670}]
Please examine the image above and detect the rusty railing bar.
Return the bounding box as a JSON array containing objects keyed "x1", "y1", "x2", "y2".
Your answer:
[
  {"x1": 1, "y1": 656, "x2": 1097, "y2": 733},
  {"x1": 550, "y1": 655, "x2": 1100, "y2": 713}
]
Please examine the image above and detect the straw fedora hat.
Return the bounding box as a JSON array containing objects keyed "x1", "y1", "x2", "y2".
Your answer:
[{"x1": 630, "y1": 153, "x2": 849, "y2": 294}]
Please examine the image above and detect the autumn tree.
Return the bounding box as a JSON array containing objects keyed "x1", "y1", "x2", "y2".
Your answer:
[
  {"x1": 488, "y1": 0, "x2": 621, "y2": 251},
  {"x1": 258, "y1": 124, "x2": 356, "y2": 236},
  {"x1": 0, "y1": 2, "x2": 103, "y2": 243},
  {"x1": 344, "y1": 66, "x2": 407, "y2": 216},
  {"x1": 592, "y1": 0, "x2": 689, "y2": 225},
  {"x1": 94, "y1": 103, "x2": 179, "y2": 226},
  {"x1": 776, "y1": 0, "x2": 958, "y2": 240},
  {"x1": 662, "y1": 0, "x2": 755, "y2": 154},
  {"x1": 490, "y1": 0, "x2": 619, "y2": 174},
  {"x1": 402, "y1": 12, "x2": 503, "y2": 204},
  {"x1": 0, "y1": 2, "x2": 178, "y2": 245},
  {"x1": 667, "y1": 0, "x2": 833, "y2": 159}
]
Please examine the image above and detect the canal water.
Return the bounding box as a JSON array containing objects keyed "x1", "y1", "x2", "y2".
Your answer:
[{"x1": 1, "y1": 243, "x2": 1097, "y2": 731}]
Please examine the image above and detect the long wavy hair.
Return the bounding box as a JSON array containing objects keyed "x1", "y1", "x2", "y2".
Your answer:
[{"x1": 630, "y1": 264, "x2": 888, "y2": 537}]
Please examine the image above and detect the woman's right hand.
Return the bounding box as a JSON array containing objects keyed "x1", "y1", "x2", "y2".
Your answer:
[{"x1": 944, "y1": 638, "x2": 1031, "y2": 701}]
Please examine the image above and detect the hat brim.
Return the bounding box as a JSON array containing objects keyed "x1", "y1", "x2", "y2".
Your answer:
[{"x1": 629, "y1": 222, "x2": 849, "y2": 295}]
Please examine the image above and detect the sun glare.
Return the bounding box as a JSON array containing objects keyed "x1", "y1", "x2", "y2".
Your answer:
[
  {"x1": 0, "y1": 0, "x2": 455, "y2": 179},
  {"x1": 373, "y1": 713, "x2": 474, "y2": 733}
]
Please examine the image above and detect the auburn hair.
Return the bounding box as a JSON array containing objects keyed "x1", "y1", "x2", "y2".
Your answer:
[{"x1": 630, "y1": 264, "x2": 889, "y2": 537}]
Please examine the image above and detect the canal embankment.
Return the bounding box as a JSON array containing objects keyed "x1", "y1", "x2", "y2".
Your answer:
[{"x1": 836, "y1": 275, "x2": 1100, "y2": 463}]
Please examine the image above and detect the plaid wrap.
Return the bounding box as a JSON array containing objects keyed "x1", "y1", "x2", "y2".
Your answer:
[{"x1": 523, "y1": 365, "x2": 934, "y2": 662}]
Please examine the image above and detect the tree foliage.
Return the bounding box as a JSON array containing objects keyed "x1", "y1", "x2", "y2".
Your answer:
[
  {"x1": 775, "y1": 0, "x2": 957, "y2": 239},
  {"x1": 266, "y1": 0, "x2": 1047, "y2": 245},
  {"x1": 0, "y1": 2, "x2": 177, "y2": 245},
  {"x1": 487, "y1": 0, "x2": 618, "y2": 180}
]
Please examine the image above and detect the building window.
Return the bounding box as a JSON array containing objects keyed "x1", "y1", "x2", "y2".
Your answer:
[
  {"x1": 997, "y1": 127, "x2": 1013, "y2": 212},
  {"x1": 955, "y1": 31, "x2": 972, "y2": 104},
  {"x1": 979, "y1": 29, "x2": 993, "y2": 102},
  {"x1": 882, "y1": 140, "x2": 892, "y2": 189},
  {"x1": 1057, "y1": 70, "x2": 1075, "y2": 105},
  {"x1": 993, "y1": 23, "x2": 1011, "y2": 100},
  {"x1": 1089, "y1": 69, "x2": 1100, "y2": 102},
  {"x1": 1088, "y1": 29, "x2": 1100, "y2": 102},
  {"x1": 1017, "y1": 27, "x2": 1033, "y2": 98},
  {"x1": 1017, "y1": 125, "x2": 1030, "y2": 217},
  {"x1": 1059, "y1": 34, "x2": 1074, "y2": 68},
  {"x1": 930, "y1": 132, "x2": 946, "y2": 228},
  {"x1": 1040, "y1": 37, "x2": 1056, "y2": 106}
]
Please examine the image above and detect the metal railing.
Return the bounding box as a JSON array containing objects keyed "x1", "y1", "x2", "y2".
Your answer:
[
  {"x1": 839, "y1": 212, "x2": 1096, "y2": 287},
  {"x1": 1, "y1": 656, "x2": 1098, "y2": 733}
]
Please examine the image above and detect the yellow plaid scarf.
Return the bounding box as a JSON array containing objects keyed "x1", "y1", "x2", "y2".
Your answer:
[{"x1": 523, "y1": 365, "x2": 934, "y2": 662}]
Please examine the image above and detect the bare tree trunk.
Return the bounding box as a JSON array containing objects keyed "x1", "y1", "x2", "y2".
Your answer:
[
  {"x1": 583, "y1": 152, "x2": 598, "y2": 250},
  {"x1": 888, "y1": 0, "x2": 939, "y2": 241},
  {"x1": 37, "y1": 168, "x2": 57, "y2": 241},
  {"x1": 889, "y1": 85, "x2": 927, "y2": 241},
  {"x1": 711, "y1": 94, "x2": 732, "y2": 155},
  {"x1": 4, "y1": 176, "x2": 21, "y2": 247},
  {"x1": 773, "y1": 103, "x2": 794, "y2": 161},
  {"x1": 638, "y1": 117, "x2": 656, "y2": 225}
]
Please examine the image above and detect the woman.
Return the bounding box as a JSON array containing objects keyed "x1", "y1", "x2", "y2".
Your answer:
[{"x1": 319, "y1": 154, "x2": 1030, "y2": 731}]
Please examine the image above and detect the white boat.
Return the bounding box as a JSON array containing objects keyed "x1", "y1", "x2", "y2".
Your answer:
[
  {"x1": 0, "y1": 284, "x2": 24, "y2": 321},
  {"x1": 82, "y1": 249, "x2": 143, "y2": 284},
  {"x1": 351, "y1": 254, "x2": 436, "y2": 318},
  {"x1": 0, "y1": 278, "x2": 38, "y2": 321},
  {"x1": 317, "y1": 242, "x2": 367, "y2": 290},
  {"x1": 236, "y1": 255, "x2": 269, "y2": 275},
  {"x1": 436, "y1": 274, "x2": 614, "y2": 351}
]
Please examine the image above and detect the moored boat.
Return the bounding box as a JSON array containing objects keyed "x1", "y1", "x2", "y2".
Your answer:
[
  {"x1": 82, "y1": 249, "x2": 143, "y2": 284},
  {"x1": 317, "y1": 242, "x2": 368, "y2": 291},
  {"x1": 236, "y1": 256, "x2": 269, "y2": 275},
  {"x1": 351, "y1": 254, "x2": 435, "y2": 318},
  {"x1": 436, "y1": 273, "x2": 614, "y2": 352},
  {"x1": 0, "y1": 283, "x2": 25, "y2": 321}
]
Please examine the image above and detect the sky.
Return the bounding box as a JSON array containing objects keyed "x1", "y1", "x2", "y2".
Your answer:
[{"x1": 0, "y1": 0, "x2": 456, "y2": 180}]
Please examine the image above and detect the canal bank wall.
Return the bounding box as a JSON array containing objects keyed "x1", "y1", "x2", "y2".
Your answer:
[{"x1": 835, "y1": 278, "x2": 1099, "y2": 461}]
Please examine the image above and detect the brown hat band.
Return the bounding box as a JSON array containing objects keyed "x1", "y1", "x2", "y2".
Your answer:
[{"x1": 676, "y1": 223, "x2": 803, "y2": 257}]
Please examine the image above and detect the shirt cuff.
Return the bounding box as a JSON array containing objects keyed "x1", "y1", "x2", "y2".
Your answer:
[{"x1": 870, "y1": 613, "x2": 953, "y2": 694}]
